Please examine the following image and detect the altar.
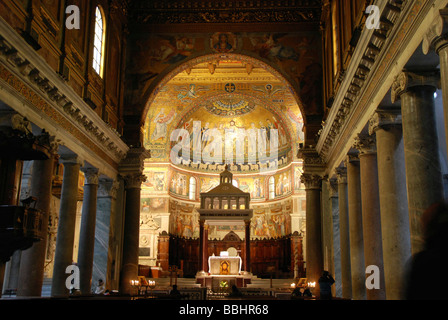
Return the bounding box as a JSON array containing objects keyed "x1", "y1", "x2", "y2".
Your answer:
[
  {"x1": 195, "y1": 167, "x2": 253, "y2": 290},
  {"x1": 208, "y1": 253, "x2": 242, "y2": 275}
]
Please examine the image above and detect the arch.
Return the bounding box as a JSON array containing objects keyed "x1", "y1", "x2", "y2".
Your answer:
[
  {"x1": 92, "y1": 5, "x2": 106, "y2": 77},
  {"x1": 140, "y1": 53, "x2": 306, "y2": 125}
]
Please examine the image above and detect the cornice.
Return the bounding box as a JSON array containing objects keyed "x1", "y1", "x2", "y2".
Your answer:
[
  {"x1": 316, "y1": 0, "x2": 446, "y2": 175},
  {"x1": 130, "y1": 0, "x2": 323, "y2": 24},
  {"x1": 316, "y1": 0, "x2": 404, "y2": 159},
  {"x1": 0, "y1": 17, "x2": 129, "y2": 164}
]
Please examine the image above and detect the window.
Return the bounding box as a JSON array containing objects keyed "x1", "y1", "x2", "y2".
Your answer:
[
  {"x1": 92, "y1": 6, "x2": 105, "y2": 77},
  {"x1": 269, "y1": 176, "x2": 275, "y2": 200},
  {"x1": 189, "y1": 177, "x2": 196, "y2": 200}
]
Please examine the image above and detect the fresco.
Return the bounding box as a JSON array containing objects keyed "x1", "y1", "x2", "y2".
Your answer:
[
  {"x1": 251, "y1": 203, "x2": 292, "y2": 239},
  {"x1": 141, "y1": 166, "x2": 168, "y2": 193},
  {"x1": 169, "y1": 200, "x2": 199, "y2": 238},
  {"x1": 169, "y1": 170, "x2": 188, "y2": 197},
  {"x1": 141, "y1": 197, "x2": 168, "y2": 213}
]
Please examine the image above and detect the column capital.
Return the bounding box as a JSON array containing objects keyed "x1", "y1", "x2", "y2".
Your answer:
[
  {"x1": 335, "y1": 167, "x2": 347, "y2": 184},
  {"x1": 120, "y1": 172, "x2": 146, "y2": 189},
  {"x1": 354, "y1": 134, "x2": 377, "y2": 155},
  {"x1": 368, "y1": 107, "x2": 402, "y2": 135},
  {"x1": 300, "y1": 173, "x2": 322, "y2": 190},
  {"x1": 81, "y1": 167, "x2": 99, "y2": 185},
  {"x1": 423, "y1": 8, "x2": 448, "y2": 55},
  {"x1": 391, "y1": 71, "x2": 440, "y2": 103},
  {"x1": 344, "y1": 152, "x2": 360, "y2": 166},
  {"x1": 98, "y1": 178, "x2": 120, "y2": 198},
  {"x1": 119, "y1": 147, "x2": 151, "y2": 174},
  {"x1": 59, "y1": 153, "x2": 83, "y2": 166},
  {"x1": 328, "y1": 178, "x2": 338, "y2": 198}
]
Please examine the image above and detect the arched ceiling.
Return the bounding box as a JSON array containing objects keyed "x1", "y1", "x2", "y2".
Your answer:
[{"x1": 143, "y1": 58, "x2": 304, "y2": 173}]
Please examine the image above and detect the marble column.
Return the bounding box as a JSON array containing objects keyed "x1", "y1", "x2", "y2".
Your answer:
[
  {"x1": 300, "y1": 173, "x2": 323, "y2": 296},
  {"x1": 77, "y1": 167, "x2": 99, "y2": 295},
  {"x1": 369, "y1": 108, "x2": 412, "y2": 300},
  {"x1": 345, "y1": 154, "x2": 366, "y2": 300},
  {"x1": 328, "y1": 178, "x2": 342, "y2": 298},
  {"x1": 51, "y1": 155, "x2": 82, "y2": 297},
  {"x1": 335, "y1": 167, "x2": 352, "y2": 299},
  {"x1": 423, "y1": 9, "x2": 448, "y2": 155},
  {"x1": 391, "y1": 71, "x2": 444, "y2": 254},
  {"x1": 118, "y1": 147, "x2": 150, "y2": 295},
  {"x1": 119, "y1": 172, "x2": 146, "y2": 295},
  {"x1": 354, "y1": 134, "x2": 386, "y2": 300},
  {"x1": 93, "y1": 178, "x2": 119, "y2": 291},
  {"x1": 17, "y1": 143, "x2": 58, "y2": 297}
]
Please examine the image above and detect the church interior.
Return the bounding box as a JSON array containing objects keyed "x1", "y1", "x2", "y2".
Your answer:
[{"x1": 1, "y1": 0, "x2": 448, "y2": 303}]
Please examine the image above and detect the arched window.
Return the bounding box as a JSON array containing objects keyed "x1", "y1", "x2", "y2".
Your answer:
[
  {"x1": 92, "y1": 6, "x2": 105, "y2": 77},
  {"x1": 269, "y1": 176, "x2": 275, "y2": 200},
  {"x1": 189, "y1": 177, "x2": 196, "y2": 200}
]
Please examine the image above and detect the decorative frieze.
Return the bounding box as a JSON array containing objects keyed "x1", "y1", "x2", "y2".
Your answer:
[
  {"x1": 0, "y1": 27, "x2": 128, "y2": 164},
  {"x1": 317, "y1": 0, "x2": 406, "y2": 159}
]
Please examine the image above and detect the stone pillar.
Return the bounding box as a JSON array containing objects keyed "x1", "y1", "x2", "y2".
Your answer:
[
  {"x1": 300, "y1": 173, "x2": 323, "y2": 296},
  {"x1": 345, "y1": 154, "x2": 366, "y2": 300},
  {"x1": 245, "y1": 220, "x2": 251, "y2": 272},
  {"x1": 17, "y1": 142, "x2": 58, "y2": 297},
  {"x1": 93, "y1": 178, "x2": 119, "y2": 291},
  {"x1": 328, "y1": 178, "x2": 341, "y2": 298},
  {"x1": 290, "y1": 232, "x2": 304, "y2": 278},
  {"x1": 423, "y1": 9, "x2": 448, "y2": 154},
  {"x1": 51, "y1": 155, "x2": 82, "y2": 297},
  {"x1": 335, "y1": 167, "x2": 352, "y2": 299},
  {"x1": 354, "y1": 134, "x2": 386, "y2": 300},
  {"x1": 120, "y1": 172, "x2": 146, "y2": 294},
  {"x1": 369, "y1": 108, "x2": 412, "y2": 300},
  {"x1": 391, "y1": 71, "x2": 444, "y2": 254},
  {"x1": 118, "y1": 147, "x2": 150, "y2": 295},
  {"x1": 77, "y1": 167, "x2": 99, "y2": 295}
]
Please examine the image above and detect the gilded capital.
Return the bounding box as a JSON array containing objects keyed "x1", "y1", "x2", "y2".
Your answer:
[{"x1": 391, "y1": 71, "x2": 440, "y2": 103}]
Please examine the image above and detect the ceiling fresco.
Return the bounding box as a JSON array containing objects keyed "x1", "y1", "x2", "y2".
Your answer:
[{"x1": 126, "y1": 31, "x2": 322, "y2": 120}]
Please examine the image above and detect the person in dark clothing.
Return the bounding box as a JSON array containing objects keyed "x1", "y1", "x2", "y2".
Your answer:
[
  {"x1": 318, "y1": 271, "x2": 335, "y2": 300},
  {"x1": 405, "y1": 201, "x2": 448, "y2": 300},
  {"x1": 229, "y1": 285, "x2": 243, "y2": 298},
  {"x1": 169, "y1": 284, "x2": 182, "y2": 299}
]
